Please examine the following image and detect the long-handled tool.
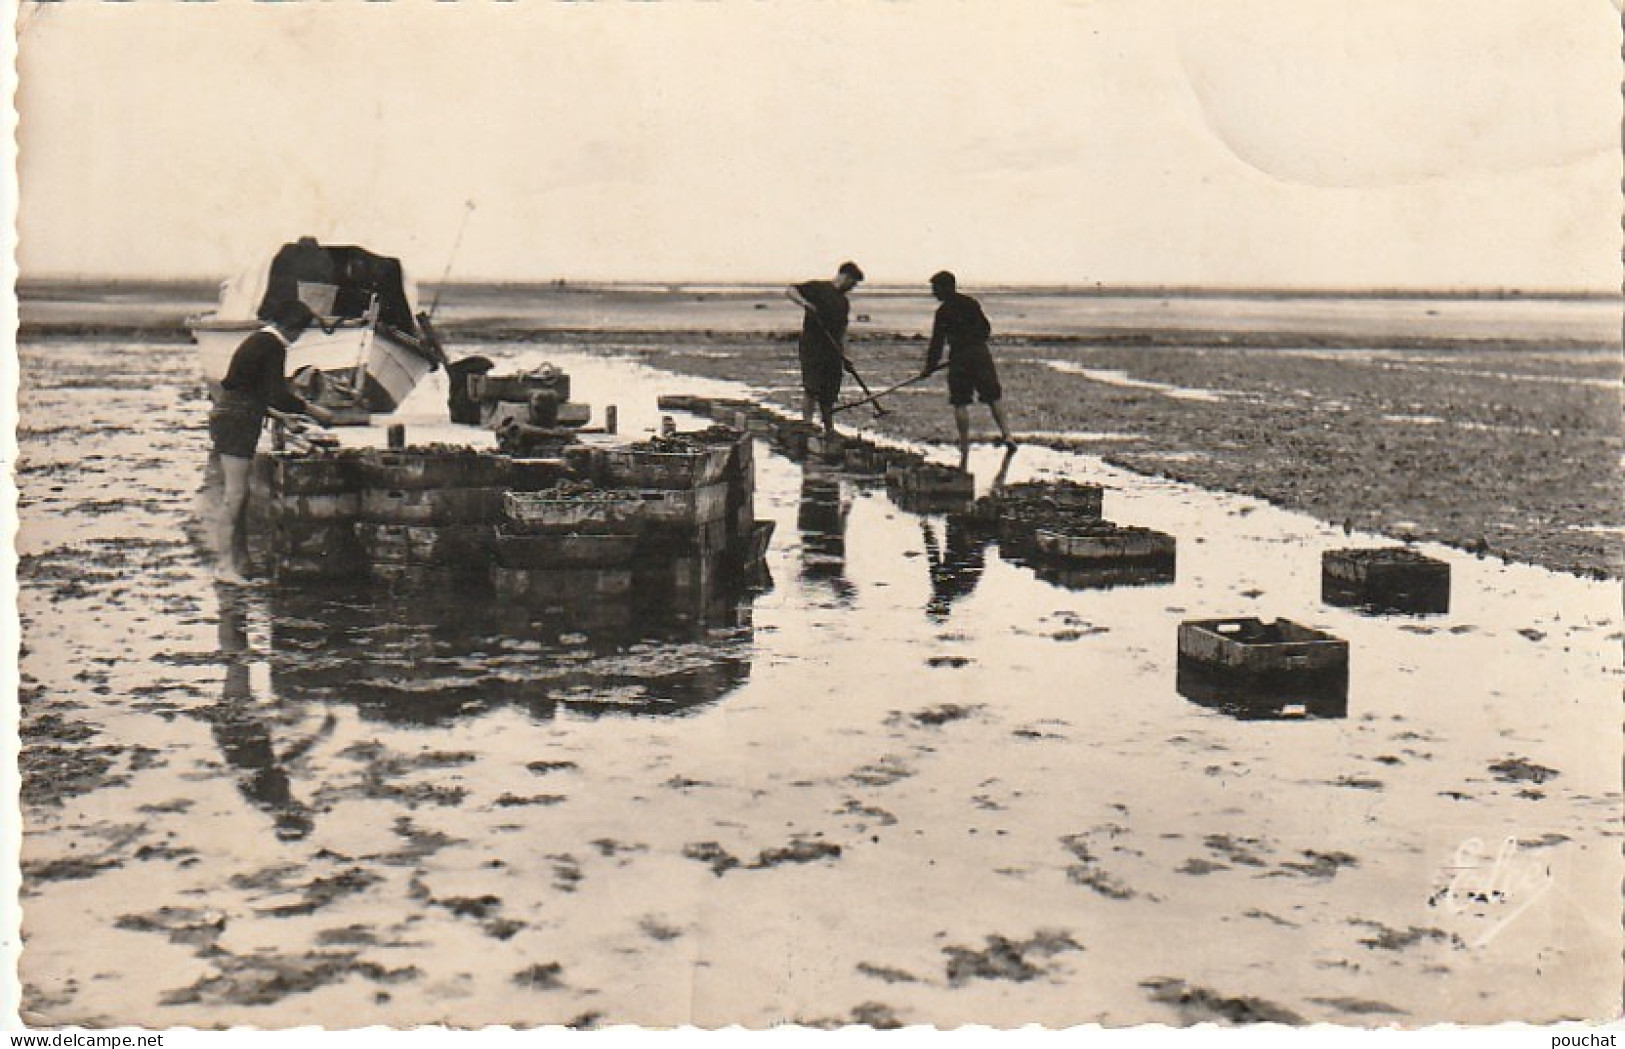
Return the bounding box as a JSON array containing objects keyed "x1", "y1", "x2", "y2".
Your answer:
[
  {"x1": 416, "y1": 200, "x2": 477, "y2": 368},
  {"x1": 807, "y1": 309, "x2": 887, "y2": 418},
  {"x1": 831, "y1": 363, "x2": 944, "y2": 416}
]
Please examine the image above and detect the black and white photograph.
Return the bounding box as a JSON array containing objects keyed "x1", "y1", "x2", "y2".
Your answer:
[{"x1": 4, "y1": 0, "x2": 1622, "y2": 1033}]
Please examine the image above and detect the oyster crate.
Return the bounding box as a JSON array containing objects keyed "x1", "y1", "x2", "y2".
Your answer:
[
  {"x1": 1035, "y1": 523, "x2": 1175, "y2": 563},
  {"x1": 773, "y1": 420, "x2": 821, "y2": 459},
  {"x1": 1035, "y1": 558, "x2": 1176, "y2": 592},
  {"x1": 502, "y1": 482, "x2": 730, "y2": 535},
  {"x1": 255, "y1": 450, "x2": 363, "y2": 496},
  {"x1": 1322, "y1": 547, "x2": 1450, "y2": 614},
  {"x1": 992, "y1": 481, "x2": 1103, "y2": 518},
  {"x1": 490, "y1": 526, "x2": 640, "y2": 570},
  {"x1": 360, "y1": 486, "x2": 508, "y2": 526},
  {"x1": 842, "y1": 441, "x2": 887, "y2": 475},
  {"x1": 260, "y1": 492, "x2": 362, "y2": 525},
  {"x1": 358, "y1": 449, "x2": 517, "y2": 490},
  {"x1": 1177, "y1": 618, "x2": 1348, "y2": 713},
  {"x1": 355, "y1": 523, "x2": 494, "y2": 567},
  {"x1": 894, "y1": 464, "x2": 974, "y2": 498},
  {"x1": 807, "y1": 432, "x2": 846, "y2": 463},
  {"x1": 468, "y1": 371, "x2": 571, "y2": 403},
  {"x1": 598, "y1": 443, "x2": 732, "y2": 490}
]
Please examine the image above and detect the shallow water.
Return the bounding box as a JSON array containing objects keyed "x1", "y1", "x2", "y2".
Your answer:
[{"x1": 15, "y1": 338, "x2": 1621, "y2": 1027}]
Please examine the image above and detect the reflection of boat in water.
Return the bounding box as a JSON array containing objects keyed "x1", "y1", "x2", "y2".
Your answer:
[
  {"x1": 265, "y1": 584, "x2": 756, "y2": 725},
  {"x1": 189, "y1": 238, "x2": 446, "y2": 413}
]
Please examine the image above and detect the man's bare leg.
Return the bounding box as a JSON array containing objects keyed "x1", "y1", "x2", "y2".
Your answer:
[
  {"x1": 989, "y1": 400, "x2": 1016, "y2": 450},
  {"x1": 954, "y1": 404, "x2": 972, "y2": 472},
  {"x1": 214, "y1": 453, "x2": 253, "y2": 584}
]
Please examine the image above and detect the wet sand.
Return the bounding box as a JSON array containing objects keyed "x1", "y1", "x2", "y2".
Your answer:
[{"x1": 14, "y1": 335, "x2": 1621, "y2": 1027}]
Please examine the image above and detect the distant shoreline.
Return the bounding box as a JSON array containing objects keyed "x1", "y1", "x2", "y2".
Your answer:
[
  {"x1": 15, "y1": 323, "x2": 1619, "y2": 354},
  {"x1": 16, "y1": 276, "x2": 1621, "y2": 303}
]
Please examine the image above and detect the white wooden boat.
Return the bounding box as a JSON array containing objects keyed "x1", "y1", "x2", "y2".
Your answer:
[{"x1": 190, "y1": 240, "x2": 446, "y2": 413}]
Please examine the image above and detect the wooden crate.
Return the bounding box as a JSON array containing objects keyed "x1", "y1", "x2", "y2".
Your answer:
[
  {"x1": 255, "y1": 451, "x2": 363, "y2": 496},
  {"x1": 1035, "y1": 524, "x2": 1175, "y2": 562},
  {"x1": 1322, "y1": 547, "x2": 1450, "y2": 614},
  {"x1": 895, "y1": 464, "x2": 973, "y2": 498},
  {"x1": 262, "y1": 492, "x2": 362, "y2": 524},
  {"x1": 468, "y1": 371, "x2": 571, "y2": 403},
  {"x1": 1176, "y1": 617, "x2": 1349, "y2": 719},
  {"x1": 355, "y1": 523, "x2": 493, "y2": 567},
  {"x1": 503, "y1": 483, "x2": 730, "y2": 534},
  {"x1": 598, "y1": 443, "x2": 732, "y2": 490},
  {"x1": 1034, "y1": 558, "x2": 1175, "y2": 592},
  {"x1": 490, "y1": 528, "x2": 640, "y2": 570},
  {"x1": 360, "y1": 486, "x2": 508, "y2": 526},
  {"x1": 357, "y1": 449, "x2": 515, "y2": 490},
  {"x1": 993, "y1": 481, "x2": 1104, "y2": 518}
]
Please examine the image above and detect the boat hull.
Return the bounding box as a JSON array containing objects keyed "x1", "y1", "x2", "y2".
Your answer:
[{"x1": 192, "y1": 320, "x2": 436, "y2": 413}]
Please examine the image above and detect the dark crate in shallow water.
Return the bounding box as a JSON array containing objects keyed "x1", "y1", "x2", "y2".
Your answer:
[
  {"x1": 255, "y1": 451, "x2": 363, "y2": 496},
  {"x1": 1035, "y1": 523, "x2": 1175, "y2": 563},
  {"x1": 361, "y1": 486, "x2": 509, "y2": 526},
  {"x1": 1176, "y1": 617, "x2": 1349, "y2": 719},
  {"x1": 503, "y1": 483, "x2": 731, "y2": 535},
  {"x1": 807, "y1": 432, "x2": 845, "y2": 464},
  {"x1": 357, "y1": 449, "x2": 517, "y2": 491},
  {"x1": 598, "y1": 443, "x2": 733, "y2": 490},
  {"x1": 992, "y1": 481, "x2": 1104, "y2": 517},
  {"x1": 772, "y1": 420, "x2": 822, "y2": 459},
  {"x1": 842, "y1": 442, "x2": 887, "y2": 475},
  {"x1": 355, "y1": 523, "x2": 493, "y2": 568},
  {"x1": 490, "y1": 528, "x2": 641, "y2": 570},
  {"x1": 892, "y1": 464, "x2": 974, "y2": 498},
  {"x1": 261, "y1": 492, "x2": 362, "y2": 525},
  {"x1": 1322, "y1": 547, "x2": 1451, "y2": 614},
  {"x1": 468, "y1": 371, "x2": 572, "y2": 404},
  {"x1": 1034, "y1": 557, "x2": 1175, "y2": 592}
]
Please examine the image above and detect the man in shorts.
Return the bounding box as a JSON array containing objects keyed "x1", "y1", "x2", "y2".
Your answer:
[
  {"x1": 920, "y1": 270, "x2": 1016, "y2": 471},
  {"x1": 208, "y1": 298, "x2": 324, "y2": 584},
  {"x1": 786, "y1": 260, "x2": 864, "y2": 437}
]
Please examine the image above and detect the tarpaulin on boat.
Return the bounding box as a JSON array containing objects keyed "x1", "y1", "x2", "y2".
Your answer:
[{"x1": 213, "y1": 239, "x2": 422, "y2": 333}]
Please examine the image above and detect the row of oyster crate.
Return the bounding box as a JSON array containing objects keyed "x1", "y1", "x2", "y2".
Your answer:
[{"x1": 247, "y1": 430, "x2": 770, "y2": 597}]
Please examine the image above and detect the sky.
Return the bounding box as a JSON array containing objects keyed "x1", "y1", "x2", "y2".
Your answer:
[{"x1": 11, "y1": 0, "x2": 1623, "y2": 289}]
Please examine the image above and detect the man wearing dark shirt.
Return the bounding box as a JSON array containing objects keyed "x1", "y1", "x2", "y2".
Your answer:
[
  {"x1": 786, "y1": 261, "x2": 864, "y2": 436},
  {"x1": 921, "y1": 270, "x2": 1016, "y2": 471},
  {"x1": 209, "y1": 299, "x2": 321, "y2": 584}
]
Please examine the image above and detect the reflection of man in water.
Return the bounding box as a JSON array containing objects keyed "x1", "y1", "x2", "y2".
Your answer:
[
  {"x1": 208, "y1": 598, "x2": 328, "y2": 841},
  {"x1": 922, "y1": 515, "x2": 989, "y2": 621},
  {"x1": 797, "y1": 467, "x2": 855, "y2": 604}
]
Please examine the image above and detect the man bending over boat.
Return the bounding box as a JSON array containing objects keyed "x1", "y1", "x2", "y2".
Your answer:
[{"x1": 208, "y1": 299, "x2": 327, "y2": 585}]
